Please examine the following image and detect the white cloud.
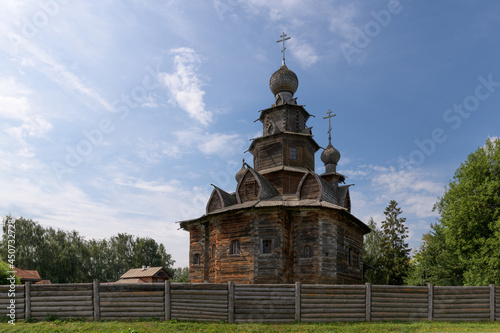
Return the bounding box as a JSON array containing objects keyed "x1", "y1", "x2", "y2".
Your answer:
[
  {"x1": 289, "y1": 39, "x2": 319, "y2": 67},
  {"x1": 161, "y1": 48, "x2": 212, "y2": 126},
  {"x1": 328, "y1": 5, "x2": 359, "y2": 40}
]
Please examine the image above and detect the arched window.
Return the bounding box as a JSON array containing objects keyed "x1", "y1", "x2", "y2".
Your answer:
[
  {"x1": 193, "y1": 253, "x2": 201, "y2": 265},
  {"x1": 229, "y1": 240, "x2": 240, "y2": 255},
  {"x1": 290, "y1": 147, "x2": 298, "y2": 160}
]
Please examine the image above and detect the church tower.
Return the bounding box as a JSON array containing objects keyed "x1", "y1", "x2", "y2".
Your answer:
[{"x1": 179, "y1": 33, "x2": 370, "y2": 284}]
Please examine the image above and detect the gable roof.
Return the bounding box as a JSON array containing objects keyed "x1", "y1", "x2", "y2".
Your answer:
[
  {"x1": 120, "y1": 266, "x2": 172, "y2": 279},
  {"x1": 13, "y1": 267, "x2": 42, "y2": 282}
]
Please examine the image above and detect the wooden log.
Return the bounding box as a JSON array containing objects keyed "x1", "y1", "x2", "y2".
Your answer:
[
  {"x1": 302, "y1": 306, "x2": 364, "y2": 312},
  {"x1": 31, "y1": 284, "x2": 92, "y2": 291},
  {"x1": 434, "y1": 298, "x2": 491, "y2": 305},
  {"x1": 301, "y1": 307, "x2": 366, "y2": 314},
  {"x1": 100, "y1": 313, "x2": 165, "y2": 319},
  {"x1": 32, "y1": 301, "x2": 92, "y2": 307},
  {"x1": 228, "y1": 281, "x2": 234, "y2": 323},
  {"x1": 428, "y1": 283, "x2": 433, "y2": 321},
  {"x1": 172, "y1": 302, "x2": 228, "y2": 309},
  {"x1": 301, "y1": 298, "x2": 365, "y2": 304},
  {"x1": 31, "y1": 306, "x2": 93, "y2": 312},
  {"x1": 371, "y1": 307, "x2": 428, "y2": 313},
  {"x1": 302, "y1": 284, "x2": 365, "y2": 289},
  {"x1": 490, "y1": 284, "x2": 495, "y2": 322},
  {"x1": 99, "y1": 291, "x2": 164, "y2": 297},
  {"x1": 171, "y1": 309, "x2": 228, "y2": 317},
  {"x1": 171, "y1": 290, "x2": 228, "y2": 295},
  {"x1": 371, "y1": 292, "x2": 428, "y2": 299},
  {"x1": 30, "y1": 296, "x2": 92, "y2": 302},
  {"x1": 30, "y1": 311, "x2": 94, "y2": 317},
  {"x1": 234, "y1": 291, "x2": 294, "y2": 297},
  {"x1": 235, "y1": 309, "x2": 294, "y2": 315},
  {"x1": 371, "y1": 297, "x2": 428, "y2": 303},
  {"x1": 372, "y1": 312, "x2": 429, "y2": 318},
  {"x1": 301, "y1": 312, "x2": 365, "y2": 319},
  {"x1": 170, "y1": 294, "x2": 228, "y2": 301},
  {"x1": 93, "y1": 279, "x2": 99, "y2": 321},
  {"x1": 100, "y1": 306, "x2": 165, "y2": 313},
  {"x1": 171, "y1": 283, "x2": 227, "y2": 290},
  {"x1": 434, "y1": 313, "x2": 490, "y2": 319},
  {"x1": 365, "y1": 282, "x2": 371, "y2": 322},
  {"x1": 100, "y1": 283, "x2": 164, "y2": 292},
  {"x1": 171, "y1": 299, "x2": 228, "y2": 305},
  {"x1": 25, "y1": 281, "x2": 31, "y2": 319},
  {"x1": 371, "y1": 303, "x2": 428, "y2": 310},
  {"x1": 433, "y1": 308, "x2": 490, "y2": 314},
  {"x1": 301, "y1": 294, "x2": 365, "y2": 300},
  {"x1": 99, "y1": 296, "x2": 164, "y2": 303},
  {"x1": 234, "y1": 296, "x2": 295, "y2": 301},
  {"x1": 30, "y1": 290, "x2": 92, "y2": 297},
  {"x1": 165, "y1": 280, "x2": 171, "y2": 321}
]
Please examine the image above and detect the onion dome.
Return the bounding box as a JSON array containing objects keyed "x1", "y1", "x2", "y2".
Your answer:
[
  {"x1": 235, "y1": 159, "x2": 247, "y2": 183},
  {"x1": 321, "y1": 143, "x2": 341, "y2": 173},
  {"x1": 269, "y1": 64, "x2": 299, "y2": 96}
]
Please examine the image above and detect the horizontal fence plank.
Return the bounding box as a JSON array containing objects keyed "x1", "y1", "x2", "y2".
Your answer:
[
  {"x1": 100, "y1": 296, "x2": 164, "y2": 303},
  {"x1": 31, "y1": 283, "x2": 92, "y2": 291},
  {"x1": 171, "y1": 283, "x2": 228, "y2": 290},
  {"x1": 31, "y1": 290, "x2": 92, "y2": 297},
  {"x1": 100, "y1": 291, "x2": 163, "y2": 297},
  {"x1": 100, "y1": 283, "x2": 165, "y2": 292},
  {"x1": 30, "y1": 296, "x2": 92, "y2": 302}
]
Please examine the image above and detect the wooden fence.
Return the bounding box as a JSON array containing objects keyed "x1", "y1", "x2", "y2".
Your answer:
[{"x1": 1, "y1": 282, "x2": 498, "y2": 322}]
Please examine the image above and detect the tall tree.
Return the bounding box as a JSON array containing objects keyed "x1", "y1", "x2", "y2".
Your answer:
[
  {"x1": 0, "y1": 217, "x2": 175, "y2": 283},
  {"x1": 379, "y1": 200, "x2": 411, "y2": 285},
  {"x1": 415, "y1": 138, "x2": 500, "y2": 285},
  {"x1": 363, "y1": 217, "x2": 386, "y2": 284}
]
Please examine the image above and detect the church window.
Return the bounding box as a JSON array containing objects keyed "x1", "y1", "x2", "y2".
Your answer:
[
  {"x1": 212, "y1": 245, "x2": 216, "y2": 258},
  {"x1": 290, "y1": 147, "x2": 297, "y2": 160},
  {"x1": 303, "y1": 245, "x2": 313, "y2": 258},
  {"x1": 348, "y1": 248, "x2": 353, "y2": 266},
  {"x1": 193, "y1": 253, "x2": 201, "y2": 265},
  {"x1": 229, "y1": 240, "x2": 240, "y2": 255},
  {"x1": 262, "y1": 239, "x2": 273, "y2": 254}
]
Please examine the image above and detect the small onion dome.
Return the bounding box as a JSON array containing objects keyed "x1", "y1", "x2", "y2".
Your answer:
[
  {"x1": 235, "y1": 160, "x2": 247, "y2": 183},
  {"x1": 321, "y1": 143, "x2": 341, "y2": 172},
  {"x1": 269, "y1": 64, "x2": 299, "y2": 96}
]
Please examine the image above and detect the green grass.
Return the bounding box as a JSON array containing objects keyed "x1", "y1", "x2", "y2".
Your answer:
[{"x1": 1, "y1": 320, "x2": 500, "y2": 333}]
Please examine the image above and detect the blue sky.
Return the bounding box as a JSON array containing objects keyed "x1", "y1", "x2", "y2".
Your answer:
[{"x1": 1, "y1": 0, "x2": 499, "y2": 268}]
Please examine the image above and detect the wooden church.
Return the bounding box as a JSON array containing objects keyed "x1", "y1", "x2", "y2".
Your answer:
[{"x1": 179, "y1": 35, "x2": 370, "y2": 284}]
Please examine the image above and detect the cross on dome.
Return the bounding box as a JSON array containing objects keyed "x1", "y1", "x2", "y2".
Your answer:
[
  {"x1": 323, "y1": 109, "x2": 336, "y2": 145},
  {"x1": 276, "y1": 32, "x2": 291, "y2": 65}
]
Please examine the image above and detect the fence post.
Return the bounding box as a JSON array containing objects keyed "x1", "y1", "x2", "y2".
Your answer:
[
  {"x1": 428, "y1": 283, "x2": 433, "y2": 321},
  {"x1": 165, "y1": 280, "x2": 171, "y2": 321},
  {"x1": 93, "y1": 279, "x2": 100, "y2": 320},
  {"x1": 490, "y1": 284, "x2": 495, "y2": 322},
  {"x1": 295, "y1": 281, "x2": 301, "y2": 322},
  {"x1": 228, "y1": 281, "x2": 234, "y2": 323},
  {"x1": 365, "y1": 283, "x2": 371, "y2": 322},
  {"x1": 25, "y1": 281, "x2": 31, "y2": 320}
]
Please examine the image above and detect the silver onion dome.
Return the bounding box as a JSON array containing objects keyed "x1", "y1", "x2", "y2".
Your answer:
[{"x1": 269, "y1": 64, "x2": 299, "y2": 96}]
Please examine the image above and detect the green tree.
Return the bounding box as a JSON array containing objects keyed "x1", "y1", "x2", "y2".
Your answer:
[
  {"x1": 363, "y1": 217, "x2": 386, "y2": 284},
  {"x1": 0, "y1": 217, "x2": 175, "y2": 283},
  {"x1": 0, "y1": 261, "x2": 20, "y2": 285},
  {"x1": 426, "y1": 138, "x2": 500, "y2": 285},
  {"x1": 379, "y1": 200, "x2": 411, "y2": 285},
  {"x1": 171, "y1": 267, "x2": 189, "y2": 282}
]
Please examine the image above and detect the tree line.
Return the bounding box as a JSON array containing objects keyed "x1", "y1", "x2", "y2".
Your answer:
[
  {"x1": 0, "y1": 217, "x2": 178, "y2": 283},
  {"x1": 364, "y1": 138, "x2": 500, "y2": 286}
]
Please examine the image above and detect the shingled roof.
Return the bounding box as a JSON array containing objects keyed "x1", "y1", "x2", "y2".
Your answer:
[{"x1": 120, "y1": 266, "x2": 172, "y2": 279}]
